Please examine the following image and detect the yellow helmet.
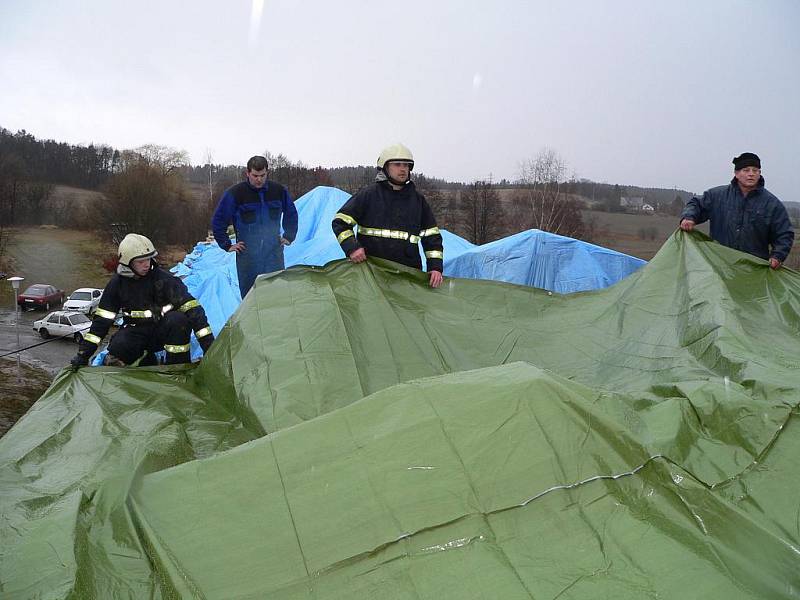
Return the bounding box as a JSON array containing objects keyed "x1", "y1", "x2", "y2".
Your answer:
[
  {"x1": 377, "y1": 143, "x2": 414, "y2": 171},
  {"x1": 118, "y1": 233, "x2": 158, "y2": 267}
]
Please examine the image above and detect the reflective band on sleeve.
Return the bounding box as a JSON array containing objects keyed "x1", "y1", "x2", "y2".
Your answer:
[
  {"x1": 161, "y1": 304, "x2": 173, "y2": 315},
  {"x1": 337, "y1": 230, "x2": 355, "y2": 244},
  {"x1": 83, "y1": 333, "x2": 102, "y2": 345},
  {"x1": 94, "y1": 308, "x2": 116, "y2": 320},
  {"x1": 195, "y1": 327, "x2": 212, "y2": 338},
  {"x1": 334, "y1": 212, "x2": 357, "y2": 225},
  {"x1": 164, "y1": 343, "x2": 190, "y2": 354},
  {"x1": 128, "y1": 310, "x2": 154, "y2": 319},
  {"x1": 408, "y1": 235, "x2": 420, "y2": 244},
  {"x1": 179, "y1": 300, "x2": 200, "y2": 312},
  {"x1": 420, "y1": 227, "x2": 441, "y2": 237},
  {"x1": 425, "y1": 250, "x2": 444, "y2": 259}
]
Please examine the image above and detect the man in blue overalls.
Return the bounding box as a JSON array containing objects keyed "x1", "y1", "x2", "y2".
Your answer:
[{"x1": 211, "y1": 155, "x2": 299, "y2": 298}]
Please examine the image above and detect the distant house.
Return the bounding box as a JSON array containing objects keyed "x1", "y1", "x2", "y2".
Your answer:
[
  {"x1": 619, "y1": 196, "x2": 653, "y2": 212},
  {"x1": 642, "y1": 204, "x2": 655, "y2": 214}
]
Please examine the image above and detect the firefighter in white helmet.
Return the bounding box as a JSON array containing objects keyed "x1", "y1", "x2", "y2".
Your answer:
[
  {"x1": 331, "y1": 143, "x2": 444, "y2": 287},
  {"x1": 70, "y1": 233, "x2": 215, "y2": 368}
]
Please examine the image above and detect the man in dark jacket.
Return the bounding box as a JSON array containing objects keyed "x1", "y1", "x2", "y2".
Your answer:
[
  {"x1": 331, "y1": 143, "x2": 444, "y2": 288},
  {"x1": 680, "y1": 152, "x2": 794, "y2": 269},
  {"x1": 211, "y1": 155, "x2": 298, "y2": 298},
  {"x1": 70, "y1": 234, "x2": 215, "y2": 368}
]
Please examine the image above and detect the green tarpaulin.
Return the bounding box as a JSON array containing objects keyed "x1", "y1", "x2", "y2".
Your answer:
[{"x1": 1, "y1": 231, "x2": 799, "y2": 599}]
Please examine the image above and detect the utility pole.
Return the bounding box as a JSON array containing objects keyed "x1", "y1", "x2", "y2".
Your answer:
[{"x1": 8, "y1": 276, "x2": 24, "y2": 383}]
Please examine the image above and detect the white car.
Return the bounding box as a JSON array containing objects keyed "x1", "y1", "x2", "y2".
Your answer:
[
  {"x1": 33, "y1": 311, "x2": 93, "y2": 342},
  {"x1": 63, "y1": 288, "x2": 103, "y2": 315}
]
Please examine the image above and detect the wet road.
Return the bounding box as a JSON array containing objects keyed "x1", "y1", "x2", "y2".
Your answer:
[
  {"x1": 1, "y1": 228, "x2": 112, "y2": 376},
  {"x1": 0, "y1": 307, "x2": 77, "y2": 375}
]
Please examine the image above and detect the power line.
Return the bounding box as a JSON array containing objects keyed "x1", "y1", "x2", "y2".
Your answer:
[{"x1": 0, "y1": 332, "x2": 83, "y2": 360}]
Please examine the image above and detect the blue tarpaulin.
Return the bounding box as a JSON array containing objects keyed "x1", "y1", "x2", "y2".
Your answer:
[
  {"x1": 446, "y1": 229, "x2": 645, "y2": 293},
  {"x1": 162, "y1": 185, "x2": 645, "y2": 360}
]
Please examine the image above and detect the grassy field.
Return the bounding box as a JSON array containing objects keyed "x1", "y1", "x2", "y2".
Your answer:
[
  {"x1": 581, "y1": 208, "x2": 799, "y2": 267},
  {"x1": 0, "y1": 227, "x2": 114, "y2": 306},
  {"x1": 50, "y1": 184, "x2": 105, "y2": 207},
  {"x1": 582, "y1": 209, "x2": 707, "y2": 260},
  {"x1": 1, "y1": 227, "x2": 196, "y2": 304}
]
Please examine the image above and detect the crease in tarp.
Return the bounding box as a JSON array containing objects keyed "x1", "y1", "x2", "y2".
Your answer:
[
  {"x1": 320, "y1": 267, "x2": 369, "y2": 400},
  {"x1": 270, "y1": 438, "x2": 312, "y2": 579},
  {"x1": 167, "y1": 359, "x2": 792, "y2": 567},
  {"x1": 298, "y1": 455, "x2": 674, "y2": 579}
]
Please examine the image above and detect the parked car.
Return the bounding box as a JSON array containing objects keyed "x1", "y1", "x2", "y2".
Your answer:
[
  {"x1": 33, "y1": 311, "x2": 93, "y2": 342},
  {"x1": 17, "y1": 284, "x2": 65, "y2": 311},
  {"x1": 63, "y1": 287, "x2": 103, "y2": 315}
]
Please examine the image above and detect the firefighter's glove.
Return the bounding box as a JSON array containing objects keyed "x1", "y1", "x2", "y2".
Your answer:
[{"x1": 69, "y1": 352, "x2": 90, "y2": 372}]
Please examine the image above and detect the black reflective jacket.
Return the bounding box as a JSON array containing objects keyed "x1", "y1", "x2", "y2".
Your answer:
[
  {"x1": 331, "y1": 180, "x2": 443, "y2": 272},
  {"x1": 77, "y1": 262, "x2": 213, "y2": 357},
  {"x1": 681, "y1": 177, "x2": 794, "y2": 261}
]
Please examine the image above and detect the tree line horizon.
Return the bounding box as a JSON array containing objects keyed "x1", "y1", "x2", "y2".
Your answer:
[{"x1": 1, "y1": 126, "x2": 703, "y2": 270}]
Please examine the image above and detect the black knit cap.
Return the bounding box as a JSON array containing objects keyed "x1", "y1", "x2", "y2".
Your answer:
[{"x1": 733, "y1": 152, "x2": 761, "y2": 170}]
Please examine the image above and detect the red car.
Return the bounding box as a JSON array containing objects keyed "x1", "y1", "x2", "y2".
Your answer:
[{"x1": 17, "y1": 284, "x2": 66, "y2": 311}]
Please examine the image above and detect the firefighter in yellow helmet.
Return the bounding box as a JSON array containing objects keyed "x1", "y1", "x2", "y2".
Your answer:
[
  {"x1": 331, "y1": 143, "x2": 444, "y2": 287},
  {"x1": 69, "y1": 233, "x2": 215, "y2": 369}
]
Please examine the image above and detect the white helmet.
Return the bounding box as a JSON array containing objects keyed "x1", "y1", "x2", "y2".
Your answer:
[
  {"x1": 118, "y1": 233, "x2": 158, "y2": 267},
  {"x1": 377, "y1": 143, "x2": 414, "y2": 171}
]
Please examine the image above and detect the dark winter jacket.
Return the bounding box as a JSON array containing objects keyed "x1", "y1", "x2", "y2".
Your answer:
[
  {"x1": 332, "y1": 180, "x2": 443, "y2": 272},
  {"x1": 76, "y1": 262, "x2": 214, "y2": 359},
  {"x1": 681, "y1": 177, "x2": 794, "y2": 261}
]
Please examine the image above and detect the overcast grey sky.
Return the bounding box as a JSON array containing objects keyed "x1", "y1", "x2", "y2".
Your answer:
[{"x1": 1, "y1": 0, "x2": 798, "y2": 198}]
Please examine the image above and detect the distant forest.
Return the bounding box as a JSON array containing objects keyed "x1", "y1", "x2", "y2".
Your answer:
[
  {"x1": 1, "y1": 125, "x2": 695, "y2": 200},
  {"x1": 2, "y1": 126, "x2": 706, "y2": 258}
]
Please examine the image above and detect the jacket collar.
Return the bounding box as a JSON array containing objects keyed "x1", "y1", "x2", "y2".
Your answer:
[
  {"x1": 117, "y1": 259, "x2": 157, "y2": 279},
  {"x1": 246, "y1": 180, "x2": 268, "y2": 192},
  {"x1": 376, "y1": 170, "x2": 414, "y2": 191},
  {"x1": 730, "y1": 175, "x2": 765, "y2": 196}
]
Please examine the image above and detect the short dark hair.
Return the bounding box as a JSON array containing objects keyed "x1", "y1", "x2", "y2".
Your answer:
[{"x1": 247, "y1": 155, "x2": 268, "y2": 172}]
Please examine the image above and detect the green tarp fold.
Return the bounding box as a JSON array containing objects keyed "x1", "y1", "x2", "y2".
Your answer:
[{"x1": 1, "y1": 231, "x2": 799, "y2": 598}]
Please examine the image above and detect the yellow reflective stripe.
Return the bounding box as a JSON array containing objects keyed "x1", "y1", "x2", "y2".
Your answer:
[
  {"x1": 179, "y1": 300, "x2": 199, "y2": 312},
  {"x1": 164, "y1": 343, "x2": 190, "y2": 353},
  {"x1": 161, "y1": 303, "x2": 174, "y2": 315},
  {"x1": 337, "y1": 230, "x2": 355, "y2": 244},
  {"x1": 127, "y1": 310, "x2": 153, "y2": 318},
  {"x1": 94, "y1": 308, "x2": 116, "y2": 320},
  {"x1": 425, "y1": 250, "x2": 444, "y2": 259},
  {"x1": 359, "y1": 227, "x2": 420, "y2": 243},
  {"x1": 195, "y1": 327, "x2": 212, "y2": 338},
  {"x1": 420, "y1": 227, "x2": 440, "y2": 237},
  {"x1": 83, "y1": 333, "x2": 102, "y2": 344},
  {"x1": 334, "y1": 212, "x2": 357, "y2": 226}
]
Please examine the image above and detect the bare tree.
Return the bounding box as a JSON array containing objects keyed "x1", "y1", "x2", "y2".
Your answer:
[
  {"x1": 0, "y1": 151, "x2": 53, "y2": 226},
  {"x1": 203, "y1": 149, "x2": 216, "y2": 207},
  {"x1": 261, "y1": 150, "x2": 334, "y2": 200},
  {"x1": 425, "y1": 189, "x2": 449, "y2": 228},
  {"x1": 514, "y1": 148, "x2": 585, "y2": 239},
  {"x1": 93, "y1": 145, "x2": 204, "y2": 247},
  {"x1": 119, "y1": 144, "x2": 189, "y2": 176},
  {"x1": 461, "y1": 180, "x2": 503, "y2": 245},
  {"x1": 0, "y1": 151, "x2": 25, "y2": 227}
]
